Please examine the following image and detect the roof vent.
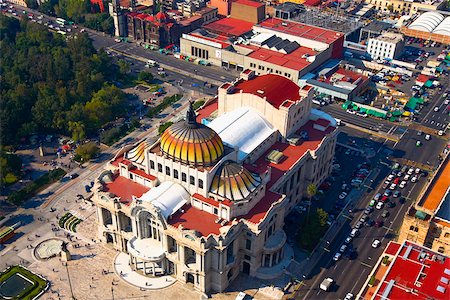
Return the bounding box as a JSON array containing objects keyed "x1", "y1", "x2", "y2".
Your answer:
[
  {"x1": 257, "y1": 89, "x2": 265, "y2": 94},
  {"x1": 281, "y1": 22, "x2": 288, "y2": 26}
]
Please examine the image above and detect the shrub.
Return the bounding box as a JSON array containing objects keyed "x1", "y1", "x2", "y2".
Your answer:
[
  {"x1": 158, "y1": 122, "x2": 173, "y2": 135},
  {"x1": 192, "y1": 100, "x2": 205, "y2": 111},
  {"x1": 368, "y1": 275, "x2": 376, "y2": 286},
  {"x1": 7, "y1": 168, "x2": 66, "y2": 206}
]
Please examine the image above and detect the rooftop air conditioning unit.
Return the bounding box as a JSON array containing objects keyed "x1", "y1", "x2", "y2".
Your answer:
[
  {"x1": 282, "y1": 22, "x2": 288, "y2": 26},
  {"x1": 257, "y1": 90, "x2": 265, "y2": 94}
]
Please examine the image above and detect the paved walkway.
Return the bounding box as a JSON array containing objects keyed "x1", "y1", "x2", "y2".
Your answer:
[{"x1": 114, "y1": 252, "x2": 176, "y2": 290}]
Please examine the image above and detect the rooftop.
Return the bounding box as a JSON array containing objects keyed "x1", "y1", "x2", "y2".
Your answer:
[
  {"x1": 372, "y1": 32, "x2": 404, "y2": 43},
  {"x1": 245, "y1": 119, "x2": 336, "y2": 189},
  {"x1": 196, "y1": 98, "x2": 218, "y2": 123},
  {"x1": 420, "y1": 159, "x2": 450, "y2": 212},
  {"x1": 234, "y1": 0, "x2": 264, "y2": 8},
  {"x1": 240, "y1": 191, "x2": 283, "y2": 224},
  {"x1": 246, "y1": 45, "x2": 316, "y2": 71},
  {"x1": 362, "y1": 21, "x2": 393, "y2": 34},
  {"x1": 203, "y1": 17, "x2": 255, "y2": 37},
  {"x1": 231, "y1": 74, "x2": 302, "y2": 109},
  {"x1": 168, "y1": 204, "x2": 223, "y2": 236},
  {"x1": 373, "y1": 241, "x2": 450, "y2": 300},
  {"x1": 104, "y1": 176, "x2": 150, "y2": 206},
  {"x1": 257, "y1": 18, "x2": 343, "y2": 45}
]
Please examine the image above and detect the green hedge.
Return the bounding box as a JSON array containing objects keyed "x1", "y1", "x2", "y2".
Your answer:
[
  {"x1": 147, "y1": 94, "x2": 182, "y2": 118},
  {"x1": 0, "y1": 265, "x2": 47, "y2": 300},
  {"x1": 7, "y1": 168, "x2": 66, "y2": 206}
]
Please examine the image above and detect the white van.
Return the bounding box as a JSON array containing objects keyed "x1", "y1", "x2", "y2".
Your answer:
[{"x1": 147, "y1": 59, "x2": 157, "y2": 67}]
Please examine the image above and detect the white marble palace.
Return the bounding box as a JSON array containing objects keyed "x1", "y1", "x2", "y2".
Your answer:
[{"x1": 92, "y1": 70, "x2": 338, "y2": 293}]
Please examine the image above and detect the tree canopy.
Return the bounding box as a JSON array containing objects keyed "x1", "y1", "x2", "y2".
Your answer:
[{"x1": 0, "y1": 15, "x2": 126, "y2": 146}]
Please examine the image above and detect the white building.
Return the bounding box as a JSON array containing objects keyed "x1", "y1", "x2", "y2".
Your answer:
[{"x1": 367, "y1": 32, "x2": 405, "y2": 61}]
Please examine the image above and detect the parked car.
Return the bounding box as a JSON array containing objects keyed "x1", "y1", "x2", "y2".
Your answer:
[
  {"x1": 411, "y1": 175, "x2": 418, "y2": 183},
  {"x1": 340, "y1": 245, "x2": 347, "y2": 253},
  {"x1": 382, "y1": 210, "x2": 390, "y2": 218},
  {"x1": 399, "y1": 181, "x2": 407, "y2": 189},
  {"x1": 333, "y1": 252, "x2": 342, "y2": 261},
  {"x1": 393, "y1": 190, "x2": 401, "y2": 198},
  {"x1": 339, "y1": 192, "x2": 348, "y2": 200},
  {"x1": 374, "y1": 193, "x2": 382, "y2": 201},
  {"x1": 375, "y1": 220, "x2": 384, "y2": 227},
  {"x1": 376, "y1": 202, "x2": 384, "y2": 210},
  {"x1": 345, "y1": 236, "x2": 352, "y2": 244},
  {"x1": 369, "y1": 199, "x2": 376, "y2": 207}
]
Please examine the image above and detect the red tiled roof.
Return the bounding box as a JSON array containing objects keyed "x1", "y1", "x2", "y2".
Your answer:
[
  {"x1": 384, "y1": 241, "x2": 401, "y2": 256},
  {"x1": 246, "y1": 120, "x2": 336, "y2": 188},
  {"x1": 258, "y1": 18, "x2": 343, "y2": 44},
  {"x1": 196, "y1": 98, "x2": 218, "y2": 123},
  {"x1": 303, "y1": 0, "x2": 321, "y2": 6},
  {"x1": 374, "y1": 241, "x2": 450, "y2": 300},
  {"x1": 240, "y1": 191, "x2": 283, "y2": 224},
  {"x1": 203, "y1": 17, "x2": 254, "y2": 37},
  {"x1": 247, "y1": 46, "x2": 315, "y2": 71},
  {"x1": 189, "y1": 33, "x2": 231, "y2": 48},
  {"x1": 192, "y1": 193, "x2": 232, "y2": 207},
  {"x1": 231, "y1": 74, "x2": 302, "y2": 109},
  {"x1": 234, "y1": 0, "x2": 264, "y2": 8},
  {"x1": 130, "y1": 168, "x2": 157, "y2": 181},
  {"x1": 111, "y1": 156, "x2": 132, "y2": 167},
  {"x1": 104, "y1": 176, "x2": 150, "y2": 206},
  {"x1": 168, "y1": 204, "x2": 223, "y2": 236}
]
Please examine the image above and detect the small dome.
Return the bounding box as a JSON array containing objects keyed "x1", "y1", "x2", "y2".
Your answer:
[
  {"x1": 210, "y1": 161, "x2": 261, "y2": 201},
  {"x1": 160, "y1": 103, "x2": 224, "y2": 167}
]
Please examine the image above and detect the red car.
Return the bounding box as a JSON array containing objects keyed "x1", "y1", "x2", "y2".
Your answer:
[
  {"x1": 381, "y1": 196, "x2": 389, "y2": 202},
  {"x1": 394, "y1": 177, "x2": 400, "y2": 184}
]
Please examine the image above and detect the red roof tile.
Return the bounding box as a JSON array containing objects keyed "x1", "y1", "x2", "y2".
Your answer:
[
  {"x1": 374, "y1": 241, "x2": 450, "y2": 300},
  {"x1": 232, "y1": 74, "x2": 302, "y2": 109},
  {"x1": 384, "y1": 241, "x2": 401, "y2": 256},
  {"x1": 196, "y1": 98, "x2": 218, "y2": 123},
  {"x1": 130, "y1": 168, "x2": 157, "y2": 181},
  {"x1": 168, "y1": 204, "x2": 223, "y2": 236},
  {"x1": 246, "y1": 120, "x2": 336, "y2": 188},
  {"x1": 192, "y1": 193, "x2": 232, "y2": 207},
  {"x1": 257, "y1": 18, "x2": 343, "y2": 44},
  {"x1": 111, "y1": 156, "x2": 131, "y2": 167},
  {"x1": 416, "y1": 74, "x2": 429, "y2": 83},
  {"x1": 104, "y1": 176, "x2": 150, "y2": 206},
  {"x1": 247, "y1": 46, "x2": 315, "y2": 71},
  {"x1": 240, "y1": 191, "x2": 283, "y2": 224},
  {"x1": 203, "y1": 17, "x2": 254, "y2": 37}
]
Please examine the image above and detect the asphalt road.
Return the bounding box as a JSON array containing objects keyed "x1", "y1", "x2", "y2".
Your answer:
[{"x1": 295, "y1": 155, "x2": 429, "y2": 300}]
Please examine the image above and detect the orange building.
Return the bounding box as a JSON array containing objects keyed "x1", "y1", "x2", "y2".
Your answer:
[{"x1": 208, "y1": 0, "x2": 233, "y2": 16}]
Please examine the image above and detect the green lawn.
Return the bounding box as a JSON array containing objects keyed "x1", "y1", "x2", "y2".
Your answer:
[{"x1": 0, "y1": 266, "x2": 48, "y2": 300}]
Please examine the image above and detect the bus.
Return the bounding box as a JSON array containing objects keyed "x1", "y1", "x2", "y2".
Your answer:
[{"x1": 56, "y1": 18, "x2": 67, "y2": 25}]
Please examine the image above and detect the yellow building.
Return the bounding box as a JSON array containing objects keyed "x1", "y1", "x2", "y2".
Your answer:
[{"x1": 398, "y1": 156, "x2": 450, "y2": 255}]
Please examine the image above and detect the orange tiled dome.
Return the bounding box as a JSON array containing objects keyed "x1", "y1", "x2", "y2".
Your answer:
[{"x1": 160, "y1": 103, "x2": 224, "y2": 167}]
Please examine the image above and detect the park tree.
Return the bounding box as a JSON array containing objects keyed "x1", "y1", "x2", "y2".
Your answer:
[
  {"x1": 117, "y1": 59, "x2": 131, "y2": 75},
  {"x1": 75, "y1": 142, "x2": 99, "y2": 162},
  {"x1": 69, "y1": 121, "x2": 86, "y2": 142},
  {"x1": 138, "y1": 71, "x2": 154, "y2": 84}
]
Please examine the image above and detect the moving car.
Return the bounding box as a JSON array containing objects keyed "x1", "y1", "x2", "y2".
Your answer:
[{"x1": 344, "y1": 293, "x2": 354, "y2": 300}]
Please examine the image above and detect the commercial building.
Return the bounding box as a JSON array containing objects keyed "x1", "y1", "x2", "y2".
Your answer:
[
  {"x1": 180, "y1": 14, "x2": 344, "y2": 83},
  {"x1": 364, "y1": 0, "x2": 446, "y2": 15},
  {"x1": 401, "y1": 11, "x2": 450, "y2": 44},
  {"x1": 362, "y1": 240, "x2": 450, "y2": 300},
  {"x1": 398, "y1": 157, "x2": 450, "y2": 256},
  {"x1": 92, "y1": 71, "x2": 338, "y2": 293},
  {"x1": 367, "y1": 32, "x2": 405, "y2": 61}
]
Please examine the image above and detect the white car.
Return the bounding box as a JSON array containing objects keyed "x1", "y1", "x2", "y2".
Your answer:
[
  {"x1": 404, "y1": 175, "x2": 410, "y2": 181},
  {"x1": 411, "y1": 176, "x2": 418, "y2": 183},
  {"x1": 345, "y1": 236, "x2": 352, "y2": 244},
  {"x1": 415, "y1": 168, "x2": 421, "y2": 174},
  {"x1": 339, "y1": 192, "x2": 348, "y2": 200},
  {"x1": 399, "y1": 181, "x2": 407, "y2": 189},
  {"x1": 407, "y1": 168, "x2": 414, "y2": 175},
  {"x1": 387, "y1": 174, "x2": 394, "y2": 181},
  {"x1": 372, "y1": 240, "x2": 381, "y2": 248},
  {"x1": 425, "y1": 134, "x2": 431, "y2": 141},
  {"x1": 344, "y1": 293, "x2": 354, "y2": 300},
  {"x1": 389, "y1": 183, "x2": 396, "y2": 190},
  {"x1": 434, "y1": 106, "x2": 439, "y2": 112},
  {"x1": 376, "y1": 202, "x2": 384, "y2": 210},
  {"x1": 333, "y1": 253, "x2": 342, "y2": 261}
]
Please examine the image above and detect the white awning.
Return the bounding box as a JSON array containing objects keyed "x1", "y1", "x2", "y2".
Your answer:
[
  {"x1": 139, "y1": 182, "x2": 189, "y2": 219},
  {"x1": 207, "y1": 107, "x2": 276, "y2": 161}
]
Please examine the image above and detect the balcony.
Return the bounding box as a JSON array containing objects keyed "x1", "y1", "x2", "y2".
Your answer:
[
  {"x1": 263, "y1": 230, "x2": 286, "y2": 252},
  {"x1": 127, "y1": 237, "x2": 165, "y2": 262}
]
